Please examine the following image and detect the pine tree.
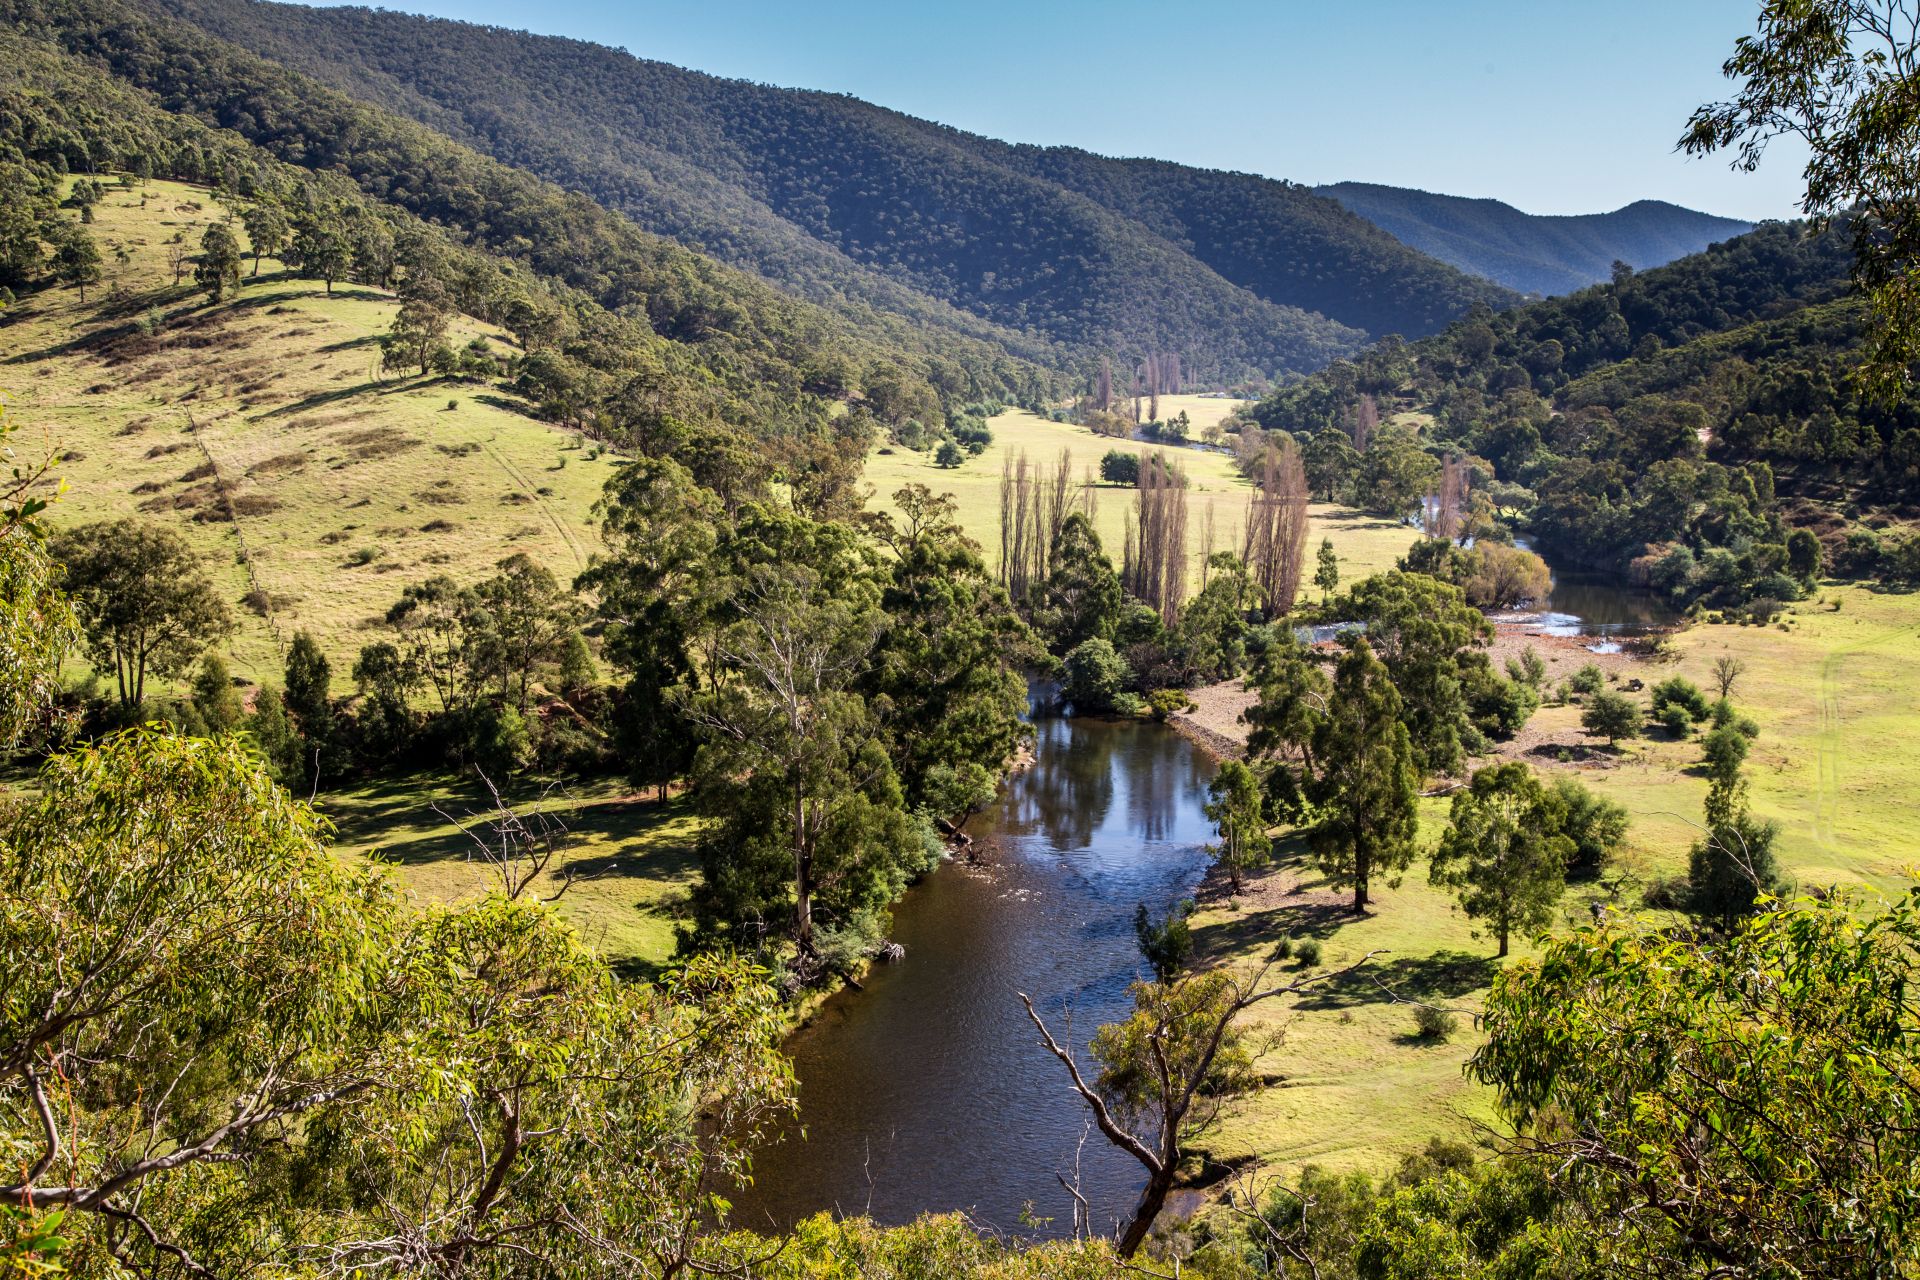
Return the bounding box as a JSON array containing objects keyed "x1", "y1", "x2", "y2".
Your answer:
[
  {"x1": 247, "y1": 686, "x2": 303, "y2": 785},
  {"x1": 1204, "y1": 760, "x2": 1269, "y2": 892},
  {"x1": 1314, "y1": 536, "x2": 1340, "y2": 600},
  {"x1": 190, "y1": 654, "x2": 245, "y2": 734}
]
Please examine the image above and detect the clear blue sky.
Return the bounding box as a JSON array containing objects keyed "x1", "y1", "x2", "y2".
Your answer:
[{"x1": 311, "y1": 0, "x2": 1806, "y2": 221}]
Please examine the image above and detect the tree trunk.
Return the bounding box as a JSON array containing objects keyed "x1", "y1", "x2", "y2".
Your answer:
[
  {"x1": 1117, "y1": 1167, "x2": 1174, "y2": 1258},
  {"x1": 793, "y1": 788, "x2": 813, "y2": 954}
]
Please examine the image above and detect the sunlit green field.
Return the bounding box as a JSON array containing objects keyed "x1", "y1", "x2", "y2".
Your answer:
[
  {"x1": 867, "y1": 407, "x2": 1420, "y2": 591},
  {"x1": 1199, "y1": 581, "x2": 1920, "y2": 1179},
  {"x1": 322, "y1": 772, "x2": 699, "y2": 974}
]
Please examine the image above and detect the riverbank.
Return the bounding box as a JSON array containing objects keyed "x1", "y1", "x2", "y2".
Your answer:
[{"x1": 1166, "y1": 622, "x2": 1658, "y2": 765}]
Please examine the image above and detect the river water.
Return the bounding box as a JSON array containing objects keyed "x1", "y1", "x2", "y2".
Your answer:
[
  {"x1": 735, "y1": 713, "x2": 1217, "y2": 1237},
  {"x1": 1498, "y1": 539, "x2": 1681, "y2": 647}
]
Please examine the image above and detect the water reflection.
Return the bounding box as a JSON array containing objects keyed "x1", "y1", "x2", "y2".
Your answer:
[{"x1": 736, "y1": 715, "x2": 1216, "y2": 1237}]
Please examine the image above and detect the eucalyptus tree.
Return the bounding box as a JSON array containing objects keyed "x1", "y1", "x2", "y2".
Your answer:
[
  {"x1": 684, "y1": 506, "x2": 925, "y2": 966},
  {"x1": 50, "y1": 519, "x2": 232, "y2": 709},
  {"x1": 862, "y1": 484, "x2": 1034, "y2": 811},
  {"x1": 1429, "y1": 762, "x2": 1572, "y2": 957}
]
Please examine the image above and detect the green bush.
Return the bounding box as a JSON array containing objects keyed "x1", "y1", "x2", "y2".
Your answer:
[
  {"x1": 1413, "y1": 1004, "x2": 1457, "y2": 1041},
  {"x1": 1568, "y1": 663, "x2": 1607, "y2": 696},
  {"x1": 1295, "y1": 938, "x2": 1323, "y2": 967},
  {"x1": 1061, "y1": 638, "x2": 1131, "y2": 715},
  {"x1": 1146, "y1": 688, "x2": 1194, "y2": 721},
  {"x1": 1650, "y1": 675, "x2": 1711, "y2": 722}
]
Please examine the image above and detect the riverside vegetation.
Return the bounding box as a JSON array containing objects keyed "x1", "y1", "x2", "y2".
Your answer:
[{"x1": 4, "y1": 0, "x2": 1920, "y2": 1275}]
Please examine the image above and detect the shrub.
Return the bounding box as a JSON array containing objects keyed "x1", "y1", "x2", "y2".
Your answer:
[
  {"x1": 1568, "y1": 663, "x2": 1607, "y2": 696},
  {"x1": 1294, "y1": 939, "x2": 1323, "y2": 967},
  {"x1": 1110, "y1": 692, "x2": 1147, "y2": 718},
  {"x1": 934, "y1": 440, "x2": 965, "y2": 468},
  {"x1": 1099, "y1": 450, "x2": 1141, "y2": 486},
  {"x1": 1413, "y1": 1005, "x2": 1457, "y2": 1041},
  {"x1": 1581, "y1": 689, "x2": 1641, "y2": 746},
  {"x1": 1650, "y1": 676, "x2": 1711, "y2": 722},
  {"x1": 1657, "y1": 702, "x2": 1693, "y2": 738},
  {"x1": 1146, "y1": 689, "x2": 1193, "y2": 721}
]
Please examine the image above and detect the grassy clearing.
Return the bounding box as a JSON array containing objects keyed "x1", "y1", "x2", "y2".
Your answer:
[
  {"x1": 1188, "y1": 582, "x2": 1920, "y2": 1180},
  {"x1": 322, "y1": 772, "x2": 699, "y2": 973},
  {"x1": 867, "y1": 407, "x2": 1418, "y2": 590},
  {"x1": 3, "y1": 179, "x2": 624, "y2": 682}
]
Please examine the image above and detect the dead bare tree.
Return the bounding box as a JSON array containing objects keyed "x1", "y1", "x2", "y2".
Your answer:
[
  {"x1": 1199, "y1": 501, "x2": 1218, "y2": 591},
  {"x1": 434, "y1": 773, "x2": 587, "y2": 903},
  {"x1": 1424, "y1": 453, "x2": 1469, "y2": 542},
  {"x1": 998, "y1": 449, "x2": 1075, "y2": 609},
  {"x1": 1243, "y1": 442, "x2": 1311, "y2": 619},
  {"x1": 1020, "y1": 953, "x2": 1376, "y2": 1258}
]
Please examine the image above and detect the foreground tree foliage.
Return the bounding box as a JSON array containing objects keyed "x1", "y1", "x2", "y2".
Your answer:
[
  {"x1": 1685, "y1": 0, "x2": 1920, "y2": 398},
  {"x1": 1470, "y1": 887, "x2": 1920, "y2": 1279},
  {"x1": 0, "y1": 731, "x2": 793, "y2": 1277},
  {"x1": 0, "y1": 410, "x2": 79, "y2": 747}
]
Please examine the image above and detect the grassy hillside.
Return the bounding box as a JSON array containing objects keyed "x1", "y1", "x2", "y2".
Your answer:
[
  {"x1": 1317, "y1": 183, "x2": 1753, "y2": 297},
  {"x1": 4, "y1": 179, "x2": 625, "y2": 681},
  {"x1": 0, "y1": 178, "x2": 714, "y2": 972},
  {"x1": 134, "y1": 0, "x2": 1517, "y2": 378}
]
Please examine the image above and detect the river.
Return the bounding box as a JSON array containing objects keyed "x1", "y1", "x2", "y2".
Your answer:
[
  {"x1": 735, "y1": 712, "x2": 1217, "y2": 1238},
  {"x1": 736, "y1": 551, "x2": 1670, "y2": 1237}
]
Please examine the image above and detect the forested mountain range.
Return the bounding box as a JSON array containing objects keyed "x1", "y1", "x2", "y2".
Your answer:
[
  {"x1": 1252, "y1": 217, "x2": 1920, "y2": 596},
  {"x1": 0, "y1": 0, "x2": 1077, "y2": 428},
  {"x1": 127, "y1": 0, "x2": 1529, "y2": 379},
  {"x1": 1316, "y1": 182, "x2": 1755, "y2": 297}
]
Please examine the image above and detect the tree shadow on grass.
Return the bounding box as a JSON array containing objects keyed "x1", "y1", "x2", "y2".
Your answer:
[
  {"x1": 1191, "y1": 898, "x2": 1355, "y2": 962},
  {"x1": 472, "y1": 391, "x2": 551, "y2": 422},
  {"x1": 1296, "y1": 949, "x2": 1500, "y2": 1014},
  {"x1": 262, "y1": 377, "x2": 420, "y2": 419}
]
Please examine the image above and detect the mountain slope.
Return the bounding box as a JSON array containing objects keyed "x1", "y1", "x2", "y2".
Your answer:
[
  {"x1": 1252, "y1": 219, "x2": 1920, "y2": 588},
  {"x1": 1, "y1": 0, "x2": 1071, "y2": 421},
  {"x1": 137, "y1": 0, "x2": 1518, "y2": 378},
  {"x1": 974, "y1": 146, "x2": 1516, "y2": 340},
  {"x1": 1316, "y1": 182, "x2": 1754, "y2": 297}
]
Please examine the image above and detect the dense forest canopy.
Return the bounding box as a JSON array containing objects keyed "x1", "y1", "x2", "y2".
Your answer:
[
  {"x1": 127, "y1": 0, "x2": 1523, "y2": 380},
  {"x1": 1250, "y1": 217, "x2": 1920, "y2": 602}
]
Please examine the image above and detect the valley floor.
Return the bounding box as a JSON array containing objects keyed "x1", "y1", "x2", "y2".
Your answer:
[{"x1": 1173, "y1": 582, "x2": 1920, "y2": 1180}]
